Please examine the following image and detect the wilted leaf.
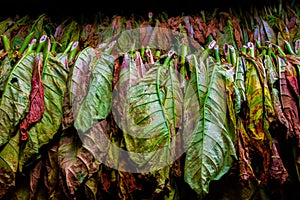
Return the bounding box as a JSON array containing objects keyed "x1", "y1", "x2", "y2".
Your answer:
[{"x1": 58, "y1": 127, "x2": 99, "y2": 198}]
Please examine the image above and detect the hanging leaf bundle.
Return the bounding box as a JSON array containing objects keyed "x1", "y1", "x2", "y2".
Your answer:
[{"x1": 1, "y1": 0, "x2": 300, "y2": 199}]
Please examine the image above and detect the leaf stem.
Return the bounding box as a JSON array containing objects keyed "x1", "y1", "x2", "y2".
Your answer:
[
  {"x1": 19, "y1": 32, "x2": 34, "y2": 55},
  {"x1": 36, "y1": 35, "x2": 48, "y2": 53},
  {"x1": 229, "y1": 45, "x2": 237, "y2": 66},
  {"x1": 163, "y1": 50, "x2": 175, "y2": 67},
  {"x1": 201, "y1": 40, "x2": 216, "y2": 62},
  {"x1": 214, "y1": 45, "x2": 220, "y2": 63},
  {"x1": 68, "y1": 41, "x2": 79, "y2": 63},
  {"x1": 284, "y1": 40, "x2": 295, "y2": 55},
  {"x1": 247, "y1": 42, "x2": 255, "y2": 57},
  {"x1": 1, "y1": 34, "x2": 10, "y2": 51}
]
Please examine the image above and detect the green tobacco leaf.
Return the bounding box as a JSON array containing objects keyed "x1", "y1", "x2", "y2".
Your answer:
[
  {"x1": 183, "y1": 54, "x2": 237, "y2": 198},
  {"x1": 0, "y1": 131, "x2": 21, "y2": 198},
  {"x1": 244, "y1": 57, "x2": 276, "y2": 141},
  {"x1": 57, "y1": 20, "x2": 79, "y2": 53},
  {"x1": 0, "y1": 51, "x2": 35, "y2": 147},
  {"x1": 74, "y1": 48, "x2": 114, "y2": 134},
  {"x1": 0, "y1": 17, "x2": 14, "y2": 35},
  {"x1": 234, "y1": 56, "x2": 247, "y2": 110},
  {"x1": 0, "y1": 57, "x2": 12, "y2": 98},
  {"x1": 4, "y1": 15, "x2": 30, "y2": 38},
  {"x1": 18, "y1": 52, "x2": 69, "y2": 171},
  {"x1": 58, "y1": 128, "x2": 99, "y2": 198},
  {"x1": 123, "y1": 60, "x2": 183, "y2": 171},
  {"x1": 29, "y1": 14, "x2": 48, "y2": 40}
]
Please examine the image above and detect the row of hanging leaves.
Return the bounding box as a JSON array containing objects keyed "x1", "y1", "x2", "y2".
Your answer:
[{"x1": 0, "y1": 1, "x2": 300, "y2": 199}]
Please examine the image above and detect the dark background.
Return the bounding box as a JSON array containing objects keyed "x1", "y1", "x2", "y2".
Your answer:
[{"x1": 1, "y1": 0, "x2": 285, "y2": 18}]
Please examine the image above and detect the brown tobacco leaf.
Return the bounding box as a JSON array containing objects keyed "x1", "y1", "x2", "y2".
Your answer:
[
  {"x1": 237, "y1": 119, "x2": 256, "y2": 183},
  {"x1": 19, "y1": 53, "x2": 45, "y2": 141},
  {"x1": 206, "y1": 18, "x2": 219, "y2": 39},
  {"x1": 279, "y1": 57, "x2": 300, "y2": 140},
  {"x1": 29, "y1": 160, "x2": 43, "y2": 200},
  {"x1": 190, "y1": 16, "x2": 206, "y2": 44},
  {"x1": 44, "y1": 138, "x2": 60, "y2": 196},
  {"x1": 232, "y1": 16, "x2": 243, "y2": 49},
  {"x1": 270, "y1": 139, "x2": 288, "y2": 184},
  {"x1": 167, "y1": 16, "x2": 182, "y2": 32},
  {"x1": 113, "y1": 58, "x2": 121, "y2": 88},
  {"x1": 118, "y1": 171, "x2": 142, "y2": 200}
]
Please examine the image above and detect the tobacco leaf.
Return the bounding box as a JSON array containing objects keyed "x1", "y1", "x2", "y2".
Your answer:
[
  {"x1": 237, "y1": 119, "x2": 256, "y2": 182},
  {"x1": 18, "y1": 52, "x2": 69, "y2": 171},
  {"x1": 117, "y1": 171, "x2": 142, "y2": 200},
  {"x1": 124, "y1": 60, "x2": 182, "y2": 167},
  {"x1": 82, "y1": 174, "x2": 99, "y2": 200},
  {"x1": 29, "y1": 14, "x2": 49, "y2": 40},
  {"x1": 73, "y1": 48, "x2": 114, "y2": 134},
  {"x1": 0, "y1": 51, "x2": 35, "y2": 147},
  {"x1": 0, "y1": 131, "x2": 21, "y2": 198},
  {"x1": 183, "y1": 54, "x2": 237, "y2": 198},
  {"x1": 29, "y1": 159, "x2": 43, "y2": 200},
  {"x1": 56, "y1": 19, "x2": 79, "y2": 53},
  {"x1": 0, "y1": 56, "x2": 12, "y2": 98},
  {"x1": 19, "y1": 52, "x2": 45, "y2": 141},
  {"x1": 62, "y1": 46, "x2": 95, "y2": 130},
  {"x1": 58, "y1": 127, "x2": 99, "y2": 198},
  {"x1": 232, "y1": 16, "x2": 243, "y2": 49},
  {"x1": 190, "y1": 16, "x2": 206, "y2": 44},
  {"x1": 243, "y1": 56, "x2": 277, "y2": 184},
  {"x1": 261, "y1": 18, "x2": 276, "y2": 44},
  {"x1": 112, "y1": 53, "x2": 139, "y2": 131},
  {"x1": 122, "y1": 58, "x2": 183, "y2": 196},
  {"x1": 263, "y1": 55, "x2": 289, "y2": 129},
  {"x1": 234, "y1": 56, "x2": 256, "y2": 182},
  {"x1": 43, "y1": 135, "x2": 60, "y2": 196},
  {"x1": 278, "y1": 57, "x2": 300, "y2": 139}
]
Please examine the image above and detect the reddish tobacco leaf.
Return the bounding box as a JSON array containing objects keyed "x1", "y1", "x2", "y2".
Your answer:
[
  {"x1": 167, "y1": 16, "x2": 182, "y2": 32},
  {"x1": 190, "y1": 16, "x2": 206, "y2": 44},
  {"x1": 205, "y1": 18, "x2": 219, "y2": 39},
  {"x1": 237, "y1": 119, "x2": 256, "y2": 183},
  {"x1": 118, "y1": 171, "x2": 142, "y2": 199},
  {"x1": 183, "y1": 16, "x2": 193, "y2": 38},
  {"x1": 100, "y1": 170, "x2": 112, "y2": 193},
  {"x1": 232, "y1": 17, "x2": 243, "y2": 49},
  {"x1": 270, "y1": 138, "x2": 288, "y2": 184},
  {"x1": 279, "y1": 57, "x2": 300, "y2": 139},
  {"x1": 19, "y1": 53, "x2": 45, "y2": 141}
]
